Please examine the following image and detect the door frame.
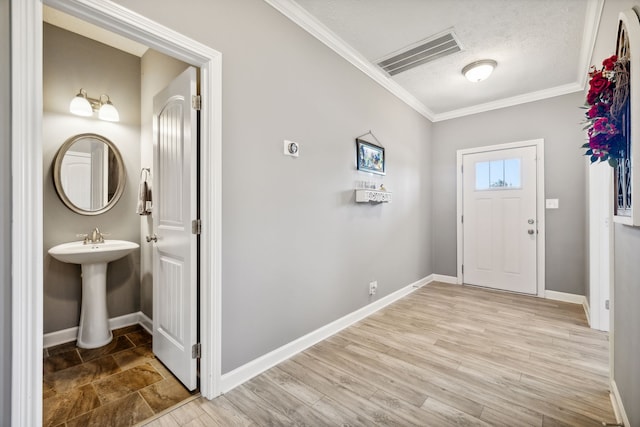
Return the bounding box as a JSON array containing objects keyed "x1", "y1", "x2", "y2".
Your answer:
[
  {"x1": 588, "y1": 162, "x2": 613, "y2": 331},
  {"x1": 11, "y1": 0, "x2": 223, "y2": 424},
  {"x1": 456, "y1": 139, "x2": 546, "y2": 297}
]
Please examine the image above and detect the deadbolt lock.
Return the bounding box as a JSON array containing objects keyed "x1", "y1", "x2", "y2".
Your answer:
[{"x1": 528, "y1": 219, "x2": 535, "y2": 224}]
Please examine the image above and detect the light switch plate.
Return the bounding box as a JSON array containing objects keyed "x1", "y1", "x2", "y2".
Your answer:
[
  {"x1": 545, "y1": 199, "x2": 559, "y2": 209},
  {"x1": 284, "y1": 140, "x2": 299, "y2": 157}
]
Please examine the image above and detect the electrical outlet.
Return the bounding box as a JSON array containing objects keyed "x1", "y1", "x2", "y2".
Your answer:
[{"x1": 369, "y1": 281, "x2": 378, "y2": 296}]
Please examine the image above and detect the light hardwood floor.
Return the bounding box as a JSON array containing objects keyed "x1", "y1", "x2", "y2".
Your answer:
[{"x1": 141, "y1": 282, "x2": 615, "y2": 426}]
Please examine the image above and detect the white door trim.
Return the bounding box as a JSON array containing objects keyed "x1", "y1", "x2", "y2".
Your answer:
[
  {"x1": 456, "y1": 139, "x2": 546, "y2": 296},
  {"x1": 588, "y1": 163, "x2": 613, "y2": 331},
  {"x1": 11, "y1": 1, "x2": 223, "y2": 424}
]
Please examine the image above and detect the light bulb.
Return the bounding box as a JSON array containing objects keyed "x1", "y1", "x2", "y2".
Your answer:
[
  {"x1": 69, "y1": 91, "x2": 93, "y2": 116},
  {"x1": 98, "y1": 101, "x2": 120, "y2": 122}
]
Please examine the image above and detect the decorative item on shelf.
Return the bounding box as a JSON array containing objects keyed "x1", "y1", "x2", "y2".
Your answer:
[
  {"x1": 581, "y1": 54, "x2": 629, "y2": 166},
  {"x1": 356, "y1": 130, "x2": 386, "y2": 175},
  {"x1": 356, "y1": 180, "x2": 378, "y2": 190}
]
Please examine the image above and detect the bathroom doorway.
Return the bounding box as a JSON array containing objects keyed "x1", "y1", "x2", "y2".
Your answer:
[
  {"x1": 41, "y1": 9, "x2": 202, "y2": 425},
  {"x1": 11, "y1": 1, "x2": 223, "y2": 424}
]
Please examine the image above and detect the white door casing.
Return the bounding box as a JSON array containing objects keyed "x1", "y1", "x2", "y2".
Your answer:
[
  {"x1": 153, "y1": 67, "x2": 199, "y2": 391},
  {"x1": 11, "y1": 1, "x2": 223, "y2": 423},
  {"x1": 588, "y1": 161, "x2": 612, "y2": 331},
  {"x1": 456, "y1": 139, "x2": 545, "y2": 297}
]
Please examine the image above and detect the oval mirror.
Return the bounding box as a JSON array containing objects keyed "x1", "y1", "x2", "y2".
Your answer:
[{"x1": 53, "y1": 133, "x2": 126, "y2": 215}]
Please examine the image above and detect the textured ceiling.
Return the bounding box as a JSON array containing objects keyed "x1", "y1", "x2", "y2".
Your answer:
[
  {"x1": 291, "y1": 0, "x2": 601, "y2": 119},
  {"x1": 45, "y1": 1, "x2": 601, "y2": 121}
]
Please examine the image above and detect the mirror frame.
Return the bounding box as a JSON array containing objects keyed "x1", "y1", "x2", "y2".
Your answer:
[{"x1": 53, "y1": 133, "x2": 126, "y2": 215}]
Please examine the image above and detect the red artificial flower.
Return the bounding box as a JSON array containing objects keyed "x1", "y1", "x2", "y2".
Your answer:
[
  {"x1": 589, "y1": 132, "x2": 608, "y2": 148},
  {"x1": 589, "y1": 71, "x2": 610, "y2": 96},
  {"x1": 582, "y1": 54, "x2": 623, "y2": 164},
  {"x1": 603, "y1": 55, "x2": 618, "y2": 71},
  {"x1": 593, "y1": 117, "x2": 609, "y2": 133},
  {"x1": 587, "y1": 90, "x2": 599, "y2": 105}
]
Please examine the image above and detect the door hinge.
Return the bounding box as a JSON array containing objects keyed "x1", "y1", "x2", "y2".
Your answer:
[
  {"x1": 192, "y1": 219, "x2": 201, "y2": 235},
  {"x1": 462, "y1": 265, "x2": 464, "y2": 274},
  {"x1": 192, "y1": 95, "x2": 201, "y2": 111},
  {"x1": 605, "y1": 299, "x2": 610, "y2": 310},
  {"x1": 192, "y1": 343, "x2": 201, "y2": 359},
  {"x1": 461, "y1": 215, "x2": 464, "y2": 224}
]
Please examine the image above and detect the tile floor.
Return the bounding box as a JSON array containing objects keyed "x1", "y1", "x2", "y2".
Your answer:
[{"x1": 43, "y1": 325, "x2": 196, "y2": 427}]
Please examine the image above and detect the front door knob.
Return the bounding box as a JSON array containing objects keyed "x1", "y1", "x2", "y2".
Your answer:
[
  {"x1": 146, "y1": 234, "x2": 158, "y2": 243},
  {"x1": 528, "y1": 229, "x2": 535, "y2": 235}
]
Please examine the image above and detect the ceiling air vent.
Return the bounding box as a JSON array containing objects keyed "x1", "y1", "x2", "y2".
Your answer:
[{"x1": 377, "y1": 30, "x2": 462, "y2": 76}]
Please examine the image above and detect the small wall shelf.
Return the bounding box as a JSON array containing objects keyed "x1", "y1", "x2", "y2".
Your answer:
[{"x1": 355, "y1": 189, "x2": 392, "y2": 203}]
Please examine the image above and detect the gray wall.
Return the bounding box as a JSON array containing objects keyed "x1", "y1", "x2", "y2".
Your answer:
[
  {"x1": 431, "y1": 92, "x2": 587, "y2": 294},
  {"x1": 139, "y1": 49, "x2": 189, "y2": 318},
  {"x1": 613, "y1": 224, "x2": 640, "y2": 426},
  {"x1": 43, "y1": 24, "x2": 142, "y2": 333},
  {"x1": 1, "y1": 0, "x2": 11, "y2": 423},
  {"x1": 114, "y1": 0, "x2": 433, "y2": 373}
]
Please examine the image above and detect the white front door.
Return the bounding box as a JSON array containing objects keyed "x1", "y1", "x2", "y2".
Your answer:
[
  {"x1": 152, "y1": 67, "x2": 199, "y2": 390},
  {"x1": 462, "y1": 146, "x2": 538, "y2": 294}
]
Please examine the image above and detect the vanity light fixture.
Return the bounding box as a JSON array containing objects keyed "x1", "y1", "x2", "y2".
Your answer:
[
  {"x1": 462, "y1": 59, "x2": 497, "y2": 82},
  {"x1": 69, "y1": 88, "x2": 120, "y2": 122}
]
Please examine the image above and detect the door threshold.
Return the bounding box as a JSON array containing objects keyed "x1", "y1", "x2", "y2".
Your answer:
[{"x1": 134, "y1": 393, "x2": 201, "y2": 427}]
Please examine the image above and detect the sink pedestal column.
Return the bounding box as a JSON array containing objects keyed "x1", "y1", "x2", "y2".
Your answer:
[{"x1": 77, "y1": 262, "x2": 113, "y2": 349}]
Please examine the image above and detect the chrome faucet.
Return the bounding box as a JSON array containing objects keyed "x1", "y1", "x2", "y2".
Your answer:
[{"x1": 78, "y1": 227, "x2": 106, "y2": 244}]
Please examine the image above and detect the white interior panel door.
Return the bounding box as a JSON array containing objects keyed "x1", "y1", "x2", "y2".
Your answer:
[
  {"x1": 61, "y1": 151, "x2": 92, "y2": 210},
  {"x1": 463, "y1": 146, "x2": 537, "y2": 294},
  {"x1": 152, "y1": 67, "x2": 199, "y2": 390}
]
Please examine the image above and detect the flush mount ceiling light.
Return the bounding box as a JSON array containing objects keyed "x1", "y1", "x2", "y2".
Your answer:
[
  {"x1": 462, "y1": 59, "x2": 497, "y2": 82},
  {"x1": 69, "y1": 88, "x2": 120, "y2": 122}
]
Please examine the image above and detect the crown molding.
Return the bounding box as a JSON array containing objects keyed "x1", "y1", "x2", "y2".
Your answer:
[
  {"x1": 432, "y1": 82, "x2": 584, "y2": 122},
  {"x1": 263, "y1": 0, "x2": 436, "y2": 121},
  {"x1": 265, "y1": 0, "x2": 603, "y2": 123},
  {"x1": 577, "y1": 0, "x2": 606, "y2": 89}
]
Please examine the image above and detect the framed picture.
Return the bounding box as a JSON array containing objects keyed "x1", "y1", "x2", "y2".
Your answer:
[{"x1": 356, "y1": 138, "x2": 385, "y2": 175}]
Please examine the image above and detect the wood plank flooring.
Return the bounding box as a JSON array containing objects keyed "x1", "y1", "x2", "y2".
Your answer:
[{"x1": 142, "y1": 282, "x2": 615, "y2": 426}]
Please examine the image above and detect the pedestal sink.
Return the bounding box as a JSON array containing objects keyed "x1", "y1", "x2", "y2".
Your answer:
[{"x1": 48, "y1": 240, "x2": 139, "y2": 349}]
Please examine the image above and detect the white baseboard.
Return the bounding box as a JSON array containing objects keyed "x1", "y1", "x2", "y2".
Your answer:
[
  {"x1": 610, "y1": 379, "x2": 631, "y2": 427},
  {"x1": 431, "y1": 274, "x2": 459, "y2": 284},
  {"x1": 544, "y1": 291, "x2": 589, "y2": 323},
  {"x1": 43, "y1": 311, "x2": 147, "y2": 348},
  {"x1": 220, "y1": 274, "x2": 432, "y2": 393},
  {"x1": 139, "y1": 311, "x2": 153, "y2": 334},
  {"x1": 544, "y1": 290, "x2": 587, "y2": 305},
  {"x1": 583, "y1": 299, "x2": 591, "y2": 327}
]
